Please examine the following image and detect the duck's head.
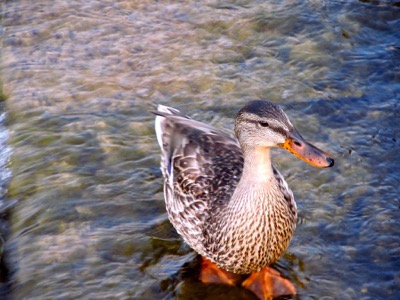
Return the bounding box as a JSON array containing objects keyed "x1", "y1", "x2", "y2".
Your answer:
[{"x1": 234, "y1": 100, "x2": 334, "y2": 168}]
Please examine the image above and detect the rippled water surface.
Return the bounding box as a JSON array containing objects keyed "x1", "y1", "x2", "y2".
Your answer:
[{"x1": 1, "y1": 0, "x2": 399, "y2": 299}]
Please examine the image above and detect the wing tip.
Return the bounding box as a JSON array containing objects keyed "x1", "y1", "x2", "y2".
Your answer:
[{"x1": 152, "y1": 104, "x2": 181, "y2": 115}]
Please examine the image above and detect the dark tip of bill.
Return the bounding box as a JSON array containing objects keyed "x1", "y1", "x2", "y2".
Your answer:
[{"x1": 327, "y1": 157, "x2": 334, "y2": 167}]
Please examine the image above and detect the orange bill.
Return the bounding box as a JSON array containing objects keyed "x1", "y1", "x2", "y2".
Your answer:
[{"x1": 278, "y1": 129, "x2": 334, "y2": 168}]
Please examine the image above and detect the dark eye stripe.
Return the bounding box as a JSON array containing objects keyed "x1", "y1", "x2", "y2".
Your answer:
[{"x1": 247, "y1": 119, "x2": 287, "y2": 137}]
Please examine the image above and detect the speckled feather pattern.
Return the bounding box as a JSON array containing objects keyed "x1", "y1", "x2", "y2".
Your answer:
[{"x1": 154, "y1": 104, "x2": 297, "y2": 274}]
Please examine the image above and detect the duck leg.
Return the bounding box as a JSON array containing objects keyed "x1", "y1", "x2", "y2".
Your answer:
[
  {"x1": 199, "y1": 256, "x2": 243, "y2": 285},
  {"x1": 241, "y1": 267, "x2": 296, "y2": 299},
  {"x1": 199, "y1": 256, "x2": 296, "y2": 299}
]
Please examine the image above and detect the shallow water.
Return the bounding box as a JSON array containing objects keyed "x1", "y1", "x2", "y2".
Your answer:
[
  {"x1": 0, "y1": 103, "x2": 12, "y2": 298},
  {"x1": 0, "y1": 0, "x2": 399, "y2": 299}
]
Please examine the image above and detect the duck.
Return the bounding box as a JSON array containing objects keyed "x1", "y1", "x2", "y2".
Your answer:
[{"x1": 153, "y1": 100, "x2": 334, "y2": 299}]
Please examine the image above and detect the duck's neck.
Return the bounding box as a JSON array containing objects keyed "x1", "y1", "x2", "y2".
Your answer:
[
  {"x1": 227, "y1": 146, "x2": 276, "y2": 210},
  {"x1": 240, "y1": 146, "x2": 274, "y2": 184}
]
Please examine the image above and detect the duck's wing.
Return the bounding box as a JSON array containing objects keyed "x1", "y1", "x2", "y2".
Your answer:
[
  {"x1": 154, "y1": 105, "x2": 243, "y2": 252},
  {"x1": 272, "y1": 167, "x2": 296, "y2": 216}
]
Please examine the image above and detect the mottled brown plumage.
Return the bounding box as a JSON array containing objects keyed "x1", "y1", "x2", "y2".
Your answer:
[{"x1": 154, "y1": 100, "x2": 333, "y2": 274}]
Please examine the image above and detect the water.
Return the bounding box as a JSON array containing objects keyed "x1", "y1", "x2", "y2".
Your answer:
[
  {"x1": 0, "y1": 0, "x2": 399, "y2": 299},
  {"x1": 0, "y1": 104, "x2": 12, "y2": 298}
]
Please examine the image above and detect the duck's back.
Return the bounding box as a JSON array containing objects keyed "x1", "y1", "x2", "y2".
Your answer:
[{"x1": 154, "y1": 105, "x2": 244, "y2": 255}]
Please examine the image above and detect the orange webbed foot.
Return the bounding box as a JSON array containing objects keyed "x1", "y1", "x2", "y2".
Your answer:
[
  {"x1": 199, "y1": 257, "x2": 296, "y2": 299},
  {"x1": 241, "y1": 267, "x2": 296, "y2": 299}
]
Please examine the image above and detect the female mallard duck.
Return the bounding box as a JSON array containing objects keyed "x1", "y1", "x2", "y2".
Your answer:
[{"x1": 154, "y1": 100, "x2": 334, "y2": 299}]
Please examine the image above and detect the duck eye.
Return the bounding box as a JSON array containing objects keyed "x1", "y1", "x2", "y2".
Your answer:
[{"x1": 259, "y1": 121, "x2": 269, "y2": 127}]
